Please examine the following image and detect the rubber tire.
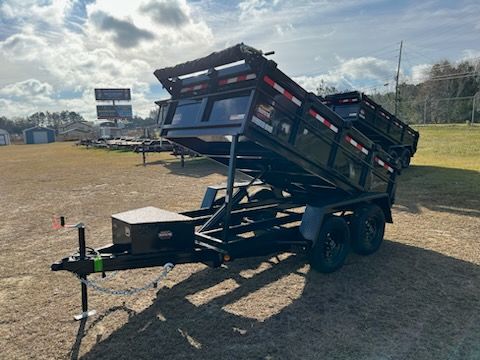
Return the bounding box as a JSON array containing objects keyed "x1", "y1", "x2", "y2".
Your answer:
[
  {"x1": 400, "y1": 149, "x2": 411, "y2": 169},
  {"x1": 350, "y1": 204, "x2": 386, "y2": 255},
  {"x1": 388, "y1": 149, "x2": 402, "y2": 169},
  {"x1": 309, "y1": 216, "x2": 350, "y2": 273}
]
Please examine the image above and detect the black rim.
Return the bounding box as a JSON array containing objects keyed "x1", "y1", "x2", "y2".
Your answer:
[
  {"x1": 364, "y1": 217, "x2": 378, "y2": 246},
  {"x1": 323, "y1": 229, "x2": 344, "y2": 261}
]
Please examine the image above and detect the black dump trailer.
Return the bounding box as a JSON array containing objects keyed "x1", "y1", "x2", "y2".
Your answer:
[
  {"x1": 323, "y1": 91, "x2": 419, "y2": 168},
  {"x1": 51, "y1": 44, "x2": 400, "y2": 318}
]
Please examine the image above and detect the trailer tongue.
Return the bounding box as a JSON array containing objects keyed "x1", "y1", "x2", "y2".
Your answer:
[{"x1": 51, "y1": 44, "x2": 399, "y2": 319}]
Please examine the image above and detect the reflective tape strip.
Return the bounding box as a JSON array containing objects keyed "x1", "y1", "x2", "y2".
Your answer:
[
  {"x1": 339, "y1": 98, "x2": 359, "y2": 104},
  {"x1": 345, "y1": 135, "x2": 369, "y2": 155},
  {"x1": 263, "y1": 76, "x2": 302, "y2": 107},
  {"x1": 365, "y1": 101, "x2": 375, "y2": 110},
  {"x1": 180, "y1": 83, "x2": 208, "y2": 93},
  {"x1": 379, "y1": 111, "x2": 391, "y2": 120},
  {"x1": 375, "y1": 157, "x2": 394, "y2": 173},
  {"x1": 219, "y1": 73, "x2": 256, "y2": 86},
  {"x1": 393, "y1": 121, "x2": 403, "y2": 128},
  {"x1": 308, "y1": 109, "x2": 338, "y2": 133}
]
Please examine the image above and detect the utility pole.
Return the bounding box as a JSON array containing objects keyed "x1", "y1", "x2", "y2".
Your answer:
[
  {"x1": 472, "y1": 92, "x2": 478, "y2": 125},
  {"x1": 423, "y1": 97, "x2": 428, "y2": 124},
  {"x1": 394, "y1": 40, "x2": 403, "y2": 116}
]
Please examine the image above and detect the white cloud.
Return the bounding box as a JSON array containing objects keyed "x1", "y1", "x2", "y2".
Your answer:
[
  {"x1": 0, "y1": 33, "x2": 46, "y2": 61},
  {"x1": 0, "y1": 0, "x2": 72, "y2": 27},
  {"x1": 461, "y1": 49, "x2": 480, "y2": 61},
  {"x1": 408, "y1": 64, "x2": 430, "y2": 84},
  {"x1": 0, "y1": 0, "x2": 214, "y2": 119},
  {"x1": 0, "y1": 79, "x2": 53, "y2": 98},
  {"x1": 238, "y1": 0, "x2": 279, "y2": 21},
  {"x1": 294, "y1": 56, "x2": 395, "y2": 92}
]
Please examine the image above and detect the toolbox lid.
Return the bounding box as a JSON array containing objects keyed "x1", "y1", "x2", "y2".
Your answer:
[{"x1": 112, "y1": 206, "x2": 192, "y2": 224}]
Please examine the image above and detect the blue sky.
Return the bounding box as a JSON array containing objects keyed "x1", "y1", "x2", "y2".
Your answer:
[{"x1": 0, "y1": 0, "x2": 479, "y2": 119}]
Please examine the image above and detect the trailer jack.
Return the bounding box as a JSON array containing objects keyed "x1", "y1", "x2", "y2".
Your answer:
[{"x1": 53, "y1": 217, "x2": 96, "y2": 320}]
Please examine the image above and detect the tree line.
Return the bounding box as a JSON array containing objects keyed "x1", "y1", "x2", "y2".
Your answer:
[{"x1": 0, "y1": 111, "x2": 86, "y2": 134}]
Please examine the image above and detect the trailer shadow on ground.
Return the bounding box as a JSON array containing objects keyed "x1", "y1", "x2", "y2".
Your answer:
[
  {"x1": 137, "y1": 157, "x2": 229, "y2": 179},
  {"x1": 395, "y1": 165, "x2": 480, "y2": 218},
  {"x1": 74, "y1": 240, "x2": 480, "y2": 360}
]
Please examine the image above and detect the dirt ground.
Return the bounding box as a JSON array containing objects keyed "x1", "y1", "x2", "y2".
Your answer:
[{"x1": 0, "y1": 141, "x2": 479, "y2": 360}]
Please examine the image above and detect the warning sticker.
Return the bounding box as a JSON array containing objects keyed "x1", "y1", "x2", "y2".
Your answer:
[
  {"x1": 252, "y1": 116, "x2": 273, "y2": 133},
  {"x1": 229, "y1": 114, "x2": 245, "y2": 121}
]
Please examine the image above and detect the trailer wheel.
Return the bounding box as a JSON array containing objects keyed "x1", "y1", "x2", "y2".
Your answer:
[
  {"x1": 400, "y1": 149, "x2": 411, "y2": 168},
  {"x1": 309, "y1": 217, "x2": 350, "y2": 273},
  {"x1": 350, "y1": 204, "x2": 385, "y2": 255},
  {"x1": 388, "y1": 149, "x2": 402, "y2": 169}
]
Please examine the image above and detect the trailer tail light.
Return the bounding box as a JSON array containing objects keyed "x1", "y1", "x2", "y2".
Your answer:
[
  {"x1": 263, "y1": 75, "x2": 302, "y2": 107},
  {"x1": 308, "y1": 109, "x2": 338, "y2": 133},
  {"x1": 345, "y1": 135, "x2": 369, "y2": 155},
  {"x1": 218, "y1": 73, "x2": 256, "y2": 86}
]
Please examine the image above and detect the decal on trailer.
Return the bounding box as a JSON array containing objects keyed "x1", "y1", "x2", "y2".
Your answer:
[
  {"x1": 252, "y1": 116, "x2": 273, "y2": 133},
  {"x1": 256, "y1": 104, "x2": 273, "y2": 120},
  {"x1": 229, "y1": 114, "x2": 245, "y2": 121}
]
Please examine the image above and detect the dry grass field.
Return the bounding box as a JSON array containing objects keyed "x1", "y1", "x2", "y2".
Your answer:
[{"x1": 0, "y1": 125, "x2": 479, "y2": 359}]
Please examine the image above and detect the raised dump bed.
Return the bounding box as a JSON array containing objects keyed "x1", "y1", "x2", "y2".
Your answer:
[
  {"x1": 323, "y1": 91, "x2": 419, "y2": 168},
  {"x1": 51, "y1": 44, "x2": 401, "y2": 319},
  {"x1": 155, "y1": 46, "x2": 397, "y2": 199}
]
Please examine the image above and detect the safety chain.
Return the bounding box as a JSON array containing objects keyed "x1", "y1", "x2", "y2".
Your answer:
[
  {"x1": 91, "y1": 271, "x2": 118, "y2": 281},
  {"x1": 76, "y1": 263, "x2": 174, "y2": 296}
]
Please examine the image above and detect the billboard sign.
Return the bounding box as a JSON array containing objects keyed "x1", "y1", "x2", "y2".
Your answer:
[
  {"x1": 95, "y1": 88, "x2": 131, "y2": 101},
  {"x1": 96, "y1": 105, "x2": 133, "y2": 119}
]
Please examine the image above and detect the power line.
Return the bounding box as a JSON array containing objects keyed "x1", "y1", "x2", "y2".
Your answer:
[{"x1": 426, "y1": 73, "x2": 479, "y2": 82}]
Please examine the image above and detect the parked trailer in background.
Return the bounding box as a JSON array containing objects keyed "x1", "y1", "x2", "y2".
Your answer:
[
  {"x1": 323, "y1": 91, "x2": 419, "y2": 168},
  {"x1": 51, "y1": 44, "x2": 401, "y2": 319}
]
